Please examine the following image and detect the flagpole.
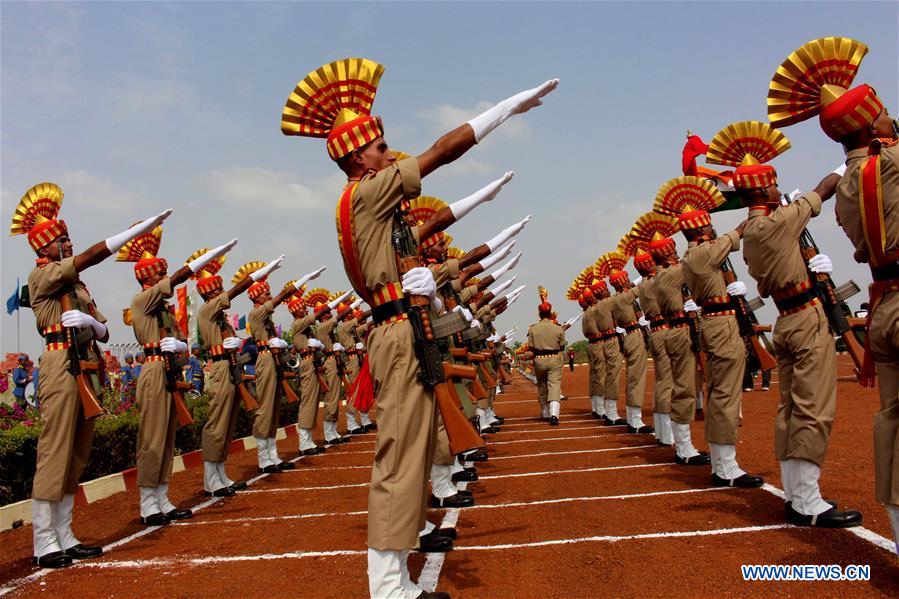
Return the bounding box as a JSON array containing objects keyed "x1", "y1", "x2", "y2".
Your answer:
[{"x1": 17, "y1": 305, "x2": 20, "y2": 353}]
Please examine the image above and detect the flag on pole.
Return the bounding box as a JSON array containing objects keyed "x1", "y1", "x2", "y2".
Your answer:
[
  {"x1": 187, "y1": 286, "x2": 201, "y2": 346},
  {"x1": 238, "y1": 315, "x2": 247, "y2": 332},
  {"x1": 231, "y1": 314, "x2": 240, "y2": 331},
  {"x1": 6, "y1": 278, "x2": 20, "y2": 315}
]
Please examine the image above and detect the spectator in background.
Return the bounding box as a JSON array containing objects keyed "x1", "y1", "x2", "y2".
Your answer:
[
  {"x1": 12, "y1": 354, "x2": 31, "y2": 407},
  {"x1": 30, "y1": 364, "x2": 40, "y2": 408},
  {"x1": 186, "y1": 343, "x2": 204, "y2": 394},
  {"x1": 120, "y1": 354, "x2": 136, "y2": 386},
  {"x1": 567, "y1": 347, "x2": 575, "y2": 372},
  {"x1": 133, "y1": 351, "x2": 145, "y2": 379}
]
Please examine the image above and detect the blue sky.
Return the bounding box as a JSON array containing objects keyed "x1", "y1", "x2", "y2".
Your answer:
[{"x1": 2, "y1": 1, "x2": 897, "y2": 356}]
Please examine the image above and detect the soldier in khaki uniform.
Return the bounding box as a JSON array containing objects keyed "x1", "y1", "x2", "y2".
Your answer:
[
  {"x1": 678, "y1": 207, "x2": 763, "y2": 488},
  {"x1": 609, "y1": 269, "x2": 654, "y2": 434},
  {"x1": 120, "y1": 230, "x2": 236, "y2": 525},
  {"x1": 282, "y1": 56, "x2": 555, "y2": 598},
  {"x1": 525, "y1": 297, "x2": 567, "y2": 425},
  {"x1": 633, "y1": 250, "x2": 674, "y2": 446},
  {"x1": 579, "y1": 288, "x2": 606, "y2": 419},
  {"x1": 243, "y1": 261, "x2": 300, "y2": 474},
  {"x1": 194, "y1": 250, "x2": 251, "y2": 497},
  {"x1": 305, "y1": 289, "x2": 349, "y2": 445},
  {"x1": 590, "y1": 279, "x2": 626, "y2": 425},
  {"x1": 705, "y1": 119, "x2": 860, "y2": 527},
  {"x1": 288, "y1": 293, "x2": 325, "y2": 454},
  {"x1": 649, "y1": 236, "x2": 709, "y2": 465},
  {"x1": 335, "y1": 299, "x2": 367, "y2": 434},
  {"x1": 768, "y1": 35, "x2": 899, "y2": 546},
  {"x1": 12, "y1": 184, "x2": 170, "y2": 567}
]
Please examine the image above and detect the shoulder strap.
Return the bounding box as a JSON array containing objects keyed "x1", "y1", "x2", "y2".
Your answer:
[
  {"x1": 859, "y1": 146, "x2": 899, "y2": 267},
  {"x1": 335, "y1": 182, "x2": 373, "y2": 304}
]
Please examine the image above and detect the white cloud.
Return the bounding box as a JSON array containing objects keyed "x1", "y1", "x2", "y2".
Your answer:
[
  {"x1": 55, "y1": 170, "x2": 141, "y2": 212},
  {"x1": 203, "y1": 166, "x2": 345, "y2": 212},
  {"x1": 416, "y1": 101, "x2": 530, "y2": 141}
]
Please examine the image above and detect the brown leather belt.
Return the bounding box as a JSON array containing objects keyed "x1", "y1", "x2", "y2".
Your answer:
[
  {"x1": 871, "y1": 261, "x2": 899, "y2": 283},
  {"x1": 701, "y1": 296, "x2": 736, "y2": 317},
  {"x1": 532, "y1": 349, "x2": 562, "y2": 356},
  {"x1": 665, "y1": 311, "x2": 689, "y2": 328},
  {"x1": 772, "y1": 281, "x2": 817, "y2": 315},
  {"x1": 649, "y1": 317, "x2": 669, "y2": 332}
]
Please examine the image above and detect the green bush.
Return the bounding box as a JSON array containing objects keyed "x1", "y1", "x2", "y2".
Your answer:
[{"x1": 1, "y1": 389, "x2": 304, "y2": 506}]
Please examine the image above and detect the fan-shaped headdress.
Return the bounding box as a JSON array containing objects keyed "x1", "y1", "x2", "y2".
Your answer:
[
  {"x1": 304, "y1": 287, "x2": 332, "y2": 316},
  {"x1": 281, "y1": 58, "x2": 386, "y2": 161},
  {"x1": 188, "y1": 248, "x2": 227, "y2": 295},
  {"x1": 595, "y1": 251, "x2": 629, "y2": 288},
  {"x1": 408, "y1": 196, "x2": 450, "y2": 249},
  {"x1": 767, "y1": 37, "x2": 881, "y2": 141},
  {"x1": 117, "y1": 225, "x2": 166, "y2": 282},
  {"x1": 705, "y1": 121, "x2": 791, "y2": 191},
  {"x1": 232, "y1": 262, "x2": 269, "y2": 301},
  {"x1": 11, "y1": 183, "x2": 68, "y2": 253},
  {"x1": 630, "y1": 211, "x2": 679, "y2": 259},
  {"x1": 653, "y1": 176, "x2": 726, "y2": 232},
  {"x1": 537, "y1": 285, "x2": 552, "y2": 313}
]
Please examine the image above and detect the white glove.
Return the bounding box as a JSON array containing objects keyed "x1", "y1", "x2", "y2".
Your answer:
[
  {"x1": 486, "y1": 216, "x2": 531, "y2": 252},
  {"x1": 638, "y1": 316, "x2": 650, "y2": 327},
  {"x1": 489, "y1": 252, "x2": 523, "y2": 280},
  {"x1": 105, "y1": 209, "x2": 173, "y2": 253},
  {"x1": 832, "y1": 163, "x2": 847, "y2": 177},
  {"x1": 61, "y1": 310, "x2": 108, "y2": 339},
  {"x1": 476, "y1": 240, "x2": 516, "y2": 271},
  {"x1": 401, "y1": 267, "x2": 437, "y2": 302},
  {"x1": 307, "y1": 338, "x2": 324, "y2": 350},
  {"x1": 726, "y1": 281, "x2": 748, "y2": 297},
  {"x1": 160, "y1": 337, "x2": 187, "y2": 353},
  {"x1": 355, "y1": 342, "x2": 364, "y2": 350},
  {"x1": 332, "y1": 342, "x2": 345, "y2": 352},
  {"x1": 294, "y1": 266, "x2": 326, "y2": 289},
  {"x1": 467, "y1": 79, "x2": 560, "y2": 142},
  {"x1": 252, "y1": 255, "x2": 285, "y2": 281},
  {"x1": 453, "y1": 305, "x2": 473, "y2": 322},
  {"x1": 505, "y1": 284, "x2": 527, "y2": 300},
  {"x1": 349, "y1": 298, "x2": 364, "y2": 310},
  {"x1": 684, "y1": 299, "x2": 701, "y2": 313},
  {"x1": 327, "y1": 290, "x2": 353, "y2": 310},
  {"x1": 187, "y1": 239, "x2": 237, "y2": 273},
  {"x1": 486, "y1": 334, "x2": 500, "y2": 343},
  {"x1": 433, "y1": 296, "x2": 444, "y2": 313},
  {"x1": 615, "y1": 327, "x2": 626, "y2": 335},
  {"x1": 785, "y1": 189, "x2": 803, "y2": 205},
  {"x1": 223, "y1": 336, "x2": 242, "y2": 350},
  {"x1": 470, "y1": 319, "x2": 482, "y2": 329},
  {"x1": 490, "y1": 276, "x2": 516, "y2": 297},
  {"x1": 564, "y1": 313, "x2": 583, "y2": 327},
  {"x1": 268, "y1": 337, "x2": 288, "y2": 350},
  {"x1": 449, "y1": 171, "x2": 515, "y2": 220},
  {"x1": 808, "y1": 253, "x2": 833, "y2": 274},
  {"x1": 503, "y1": 327, "x2": 517, "y2": 339}
]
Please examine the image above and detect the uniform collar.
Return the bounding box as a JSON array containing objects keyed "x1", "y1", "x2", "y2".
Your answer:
[{"x1": 748, "y1": 206, "x2": 770, "y2": 219}]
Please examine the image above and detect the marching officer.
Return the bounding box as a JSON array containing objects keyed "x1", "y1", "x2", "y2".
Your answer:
[
  {"x1": 525, "y1": 289, "x2": 566, "y2": 425},
  {"x1": 12, "y1": 183, "x2": 170, "y2": 567}
]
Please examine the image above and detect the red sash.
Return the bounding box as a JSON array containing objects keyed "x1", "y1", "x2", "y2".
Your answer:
[
  {"x1": 335, "y1": 182, "x2": 372, "y2": 305},
  {"x1": 858, "y1": 139, "x2": 899, "y2": 268}
]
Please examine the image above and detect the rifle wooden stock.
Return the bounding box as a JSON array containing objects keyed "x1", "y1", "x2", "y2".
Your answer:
[
  {"x1": 435, "y1": 382, "x2": 485, "y2": 455},
  {"x1": 317, "y1": 370, "x2": 329, "y2": 393},
  {"x1": 449, "y1": 347, "x2": 468, "y2": 360},
  {"x1": 280, "y1": 379, "x2": 300, "y2": 404},
  {"x1": 171, "y1": 388, "x2": 194, "y2": 427},
  {"x1": 237, "y1": 383, "x2": 259, "y2": 410},
  {"x1": 752, "y1": 324, "x2": 772, "y2": 333},
  {"x1": 468, "y1": 376, "x2": 488, "y2": 401},
  {"x1": 748, "y1": 336, "x2": 777, "y2": 372},
  {"x1": 59, "y1": 295, "x2": 105, "y2": 421},
  {"x1": 476, "y1": 362, "x2": 497, "y2": 389},
  {"x1": 242, "y1": 374, "x2": 256, "y2": 382},
  {"x1": 842, "y1": 330, "x2": 866, "y2": 375},
  {"x1": 444, "y1": 363, "x2": 477, "y2": 380}
]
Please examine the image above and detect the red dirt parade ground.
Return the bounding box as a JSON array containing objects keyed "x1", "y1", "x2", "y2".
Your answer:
[{"x1": 1, "y1": 355, "x2": 897, "y2": 598}]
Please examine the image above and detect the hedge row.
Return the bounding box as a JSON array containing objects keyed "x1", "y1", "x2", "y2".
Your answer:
[{"x1": 0, "y1": 387, "x2": 299, "y2": 506}]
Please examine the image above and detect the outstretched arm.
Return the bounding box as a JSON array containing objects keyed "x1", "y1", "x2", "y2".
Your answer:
[{"x1": 75, "y1": 209, "x2": 173, "y2": 273}]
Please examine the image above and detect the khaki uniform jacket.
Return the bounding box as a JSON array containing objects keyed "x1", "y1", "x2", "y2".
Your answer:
[{"x1": 682, "y1": 231, "x2": 740, "y2": 304}]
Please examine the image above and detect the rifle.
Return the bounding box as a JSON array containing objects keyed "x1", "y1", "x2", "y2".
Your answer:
[
  {"x1": 312, "y1": 347, "x2": 330, "y2": 392},
  {"x1": 392, "y1": 211, "x2": 485, "y2": 455},
  {"x1": 156, "y1": 312, "x2": 194, "y2": 427},
  {"x1": 784, "y1": 193, "x2": 866, "y2": 374},
  {"x1": 217, "y1": 316, "x2": 258, "y2": 410},
  {"x1": 631, "y1": 296, "x2": 652, "y2": 348},
  {"x1": 681, "y1": 283, "x2": 707, "y2": 382},
  {"x1": 268, "y1": 331, "x2": 300, "y2": 404},
  {"x1": 720, "y1": 257, "x2": 778, "y2": 372},
  {"x1": 60, "y1": 294, "x2": 105, "y2": 420}
]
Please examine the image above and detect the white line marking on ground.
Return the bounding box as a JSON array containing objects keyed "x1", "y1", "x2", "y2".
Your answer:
[
  {"x1": 175, "y1": 509, "x2": 370, "y2": 527},
  {"x1": 499, "y1": 412, "x2": 594, "y2": 422},
  {"x1": 492, "y1": 424, "x2": 627, "y2": 436},
  {"x1": 499, "y1": 418, "x2": 597, "y2": 429},
  {"x1": 476, "y1": 462, "x2": 673, "y2": 481},
  {"x1": 489, "y1": 433, "x2": 630, "y2": 446},
  {"x1": 75, "y1": 549, "x2": 368, "y2": 569},
  {"x1": 760, "y1": 483, "x2": 896, "y2": 554},
  {"x1": 455, "y1": 524, "x2": 794, "y2": 551},
  {"x1": 242, "y1": 481, "x2": 370, "y2": 494},
  {"x1": 490, "y1": 445, "x2": 658, "y2": 461}
]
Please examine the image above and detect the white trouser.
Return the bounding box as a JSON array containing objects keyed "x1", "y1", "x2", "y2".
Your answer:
[
  {"x1": 53, "y1": 494, "x2": 80, "y2": 551},
  {"x1": 256, "y1": 437, "x2": 272, "y2": 468},
  {"x1": 654, "y1": 413, "x2": 674, "y2": 445},
  {"x1": 604, "y1": 399, "x2": 620, "y2": 421},
  {"x1": 887, "y1": 505, "x2": 899, "y2": 555},
  {"x1": 671, "y1": 421, "x2": 699, "y2": 458},
  {"x1": 626, "y1": 405, "x2": 645, "y2": 429},
  {"x1": 549, "y1": 400, "x2": 560, "y2": 418},
  {"x1": 708, "y1": 443, "x2": 746, "y2": 480},
  {"x1": 591, "y1": 396, "x2": 605, "y2": 416},
  {"x1": 204, "y1": 461, "x2": 225, "y2": 493},
  {"x1": 299, "y1": 428, "x2": 316, "y2": 451},
  {"x1": 486, "y1": 407, "x2": 499, "y2": 426},
  {"x1": 32, "y1": 499, "x2": 61, "y2": 558},
  {"x1": 216, "y1": 462, "x2": 235, "y2": 486},
  {"x1": 360, "y1": 412, "x2": 373, "y2": 427},
  {"x1": 430, "y1": 463, "x2": 457, "y2": 499},
  {"x1": 156, "y1": 483, "x2": 177, "y2": 513},
  {"x1": 368, "y1": 548, "x2": 421, "y2": 599},
  {"x1": 139, "y1": 486, "x2": 158, "y2": 518},
  {"x1": 419, "y1": 520, "x2": 436, "y2": 536},
  {"x1": 267, "y1": 438, "x2": 281, "y2": 464},
  {"x1": 347, "y1": 412, "x2": 360, "y2": 431},
  {"x1": 540, "y1": 403, "x2": 550, "y2": 419},
  {"x1": 782, "y1": 459, "x2": 831, "y2": 516},
  {"x1": 451, "y1": 456, "x2": 464, "y2": 474},
  {"x1": 324, "y1": 420, "x2": 340, "y2": 441}
]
